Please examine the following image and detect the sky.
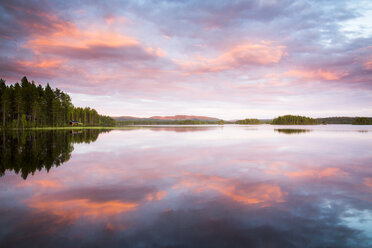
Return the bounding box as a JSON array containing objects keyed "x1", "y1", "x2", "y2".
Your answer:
[{"x1": 0, "y1": 0, "x2": 371, "y2": 119}]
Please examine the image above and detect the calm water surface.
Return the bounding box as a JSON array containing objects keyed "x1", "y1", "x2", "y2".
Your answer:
[{"x1": 1, "y1": 125, "x2": 372, "y2": 247}]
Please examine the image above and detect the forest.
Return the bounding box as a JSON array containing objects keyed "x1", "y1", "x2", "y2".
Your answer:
[
  {"x1": 235, "y1": 118, "x2": 264, "y2": 124},
  {"x1": 0, "y1": 77, "x2": 115, "y2": 127},
  {"x1": 352, "y1": 117, "x2": 372, "y2": 125},
  {"x1": 316, "y1": 117, "x2": 355, "y2": 124},
  {"x1": 271, "y1": 115, "x2": 318, "y2": 125},
  {"x1": 316, "y1": 117, "x2": 372, "y2": 124}
]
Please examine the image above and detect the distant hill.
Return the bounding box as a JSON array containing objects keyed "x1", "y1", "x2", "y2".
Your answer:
[{"x1": 113, "y1": 115, "x2": 221, "y2": 121}]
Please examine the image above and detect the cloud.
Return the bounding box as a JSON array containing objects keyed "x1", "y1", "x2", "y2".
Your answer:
[
  {"x1": 178, "y1": 42, "x2": 286, "y2": 74},
  {"x1": 285, "y1": 68, "x2": 349, "y2": 81},
  {"x1": 364, "y1": 59, "x2": 372, "y2": 70},
  {"x1": 0, "y1": 0, "x2": 371, "y2": 118},
  {"x1": 285, "y1": 167, "x2": 347, "y2": 179},
  {"x1": 17, "y1": 59, "x2": 64, "y2": 69},
  {"x1": 25, "y1": 23, "x2": 166, "y2": 62}
]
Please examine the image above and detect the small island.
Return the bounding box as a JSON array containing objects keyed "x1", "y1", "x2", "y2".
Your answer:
[
  {"x1": 235, "y1": 118, "x2": 264, "y2": 125},
  {"x1": 271, "y1": 115, "x2": 318, "y2": 125}
]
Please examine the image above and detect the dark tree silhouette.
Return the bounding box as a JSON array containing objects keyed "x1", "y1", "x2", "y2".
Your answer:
[
  {"x1": 271, "y1": 115, "x2": 317, "y2": 125},
  {"x1": 0, "y1": 77, "x2": 115, "y2": 127}
]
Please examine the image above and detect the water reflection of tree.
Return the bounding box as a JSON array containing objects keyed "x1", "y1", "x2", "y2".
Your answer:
[
  {"x1": 0, "y1": 129, "x2": 110, "y2": 179},
  {"x1": 274, "y1": 129, "x2": 312, "y2": 134}
]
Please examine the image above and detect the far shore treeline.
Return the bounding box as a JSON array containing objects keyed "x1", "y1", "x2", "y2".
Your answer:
[
  {"x1": 0, "y1": 77, "x2": 115, "y2": 127},
  {"x1": 236, "y1": 115, "x2": 372, "y2": 125},
  {"x1": 1, "y1": 77, "x2": 371, "y2": 128}
]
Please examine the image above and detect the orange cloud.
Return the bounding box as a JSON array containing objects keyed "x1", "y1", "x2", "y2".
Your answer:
[
  {"x1": 18, "y1": 59, "x2": 64, "y2": 69},
  {"x1": 364, "y1": 60, "x2": 372, "y2": 70},
  {"x1": 178, "y1": 41, "x2": 286, "y2": 74},
  {"x1": 364, "y1": 177, "x2": 372, "y2": 189},
  {"x1": 26, "y1": 28, "x2": 139, "y2": 52},
  {"x1": 285, "y1": 167, "x2": 344, "y2": 179},
  {"x1": 285, "y1": 69, "x2": 348, "y2": 81},
  {"x1": 18, "y1": 179, "x2": 62, "y2": 188},
  {"x1": 146, "y1": 190, "x2": 167, "y2": 201}
]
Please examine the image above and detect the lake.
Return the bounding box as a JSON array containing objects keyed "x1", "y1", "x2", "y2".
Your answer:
[{"x1": 1, "y1": 125, "x2": 372, "y2": 247}]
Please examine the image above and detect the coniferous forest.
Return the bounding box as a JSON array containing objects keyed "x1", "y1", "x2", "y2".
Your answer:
[
  {"x1": 236, "y1": 118, "x2": 264, "y2": 124},
  {"x1": 0, "y1": 77, "x2": 115, "y2": 127},
  {"x1": 271, "y1": 115, "x2": 318, "y2": 125}
]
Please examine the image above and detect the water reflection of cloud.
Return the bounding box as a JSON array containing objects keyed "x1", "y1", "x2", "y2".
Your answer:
[
  {"x1": 364, "y1": 178, "x2": 372, "y2": 190},
  {"x1": 1, "y1": 127, "x2": 372, "y2": 247},
  {"x1": 173, "y1": 173, "x2": 285, "y2": 206},
  {"x1": 24, "y1": 184, "x2": 169, "y2": 221},
  {"x1": 28, "y1": 198, "x2": 138, "y2": 219}
]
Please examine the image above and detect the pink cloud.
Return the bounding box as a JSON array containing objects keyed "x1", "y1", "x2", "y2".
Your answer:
[
  {"x1": 285, "y1": 68, "x2": 348, "y2": 81},
  {"x1": 17, "y1": 179, "x2": 63, "y2": 189},
  {"x1": 23, "y1": 16, "x2": 166, "y2": 62},
  {"x1": 146, "y1": 190, "x2": 167, "y2": 201},
  {"x1": 364, "y1": 177, "x2": 372, "y2": 190},
  {"x1": 1, "y1": 1, "x2": 371, "y2": 117},
  {"x1": 364, "y1": 59, "x2": 372, "y2": 70},
  {"x1": 104, "y1": 15, "x2": 131, "y2": 25},
  {"x1": 285, "y1": 167, "x2": 347, "y2": 179},
  {"x1": 177, "y1": 41, "x2": 286, "y2": 74},
  {"x1": 17, "y1": 59, "x2": 65, "y2": 69}
]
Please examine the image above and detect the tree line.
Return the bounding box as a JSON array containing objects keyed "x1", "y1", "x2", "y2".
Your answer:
[
  {"x1": 271, "y1": 115, "x2": 317, "y2": 125},
  {"x1": 235, "y1": 116, "x2": 372, "y2": 125},
  {"x1": 235, "y1": 116, "x2": 317, "y2": 125},
  {"x1": 0, "y1": 77, "x2": 115, "y2": 127},
  {"x1": 235, "y1": 118, "x2": 264, "y2": 124},
  {"x1": 352, "y1": 117, "x2": 372, "y2": 125}
]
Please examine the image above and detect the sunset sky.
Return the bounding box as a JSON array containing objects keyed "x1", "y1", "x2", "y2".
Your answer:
[{"x1": 1, "y1": 0, "x2": 371, "y2": 119}]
